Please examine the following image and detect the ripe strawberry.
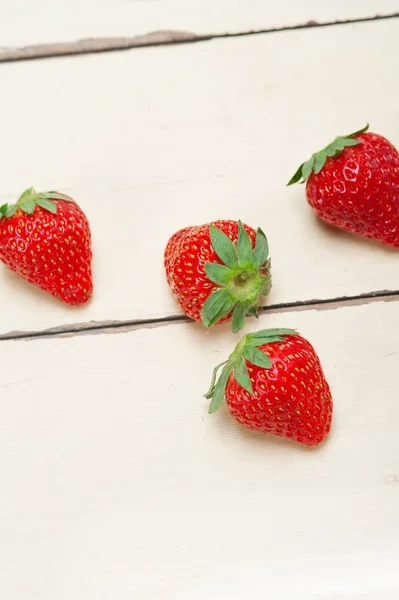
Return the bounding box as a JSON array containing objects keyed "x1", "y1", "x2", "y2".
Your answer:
[
  {"x1": 205, "y1": 328, "x2": 333, "y2": 446},
  {"x1": 288, "y1": 124, "x2": 399, "y2": 247},
  {"x1": 0, "y1": 187, "x2": 93, "y2": 305},
  {"x1": 164, "y1": 220, "x2": 271, "y2": 332}
]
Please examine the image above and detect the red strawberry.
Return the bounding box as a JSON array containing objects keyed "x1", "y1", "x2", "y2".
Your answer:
[
  {"x1": 288, "y1": 124, "x2": 399, "y2": 247},
  {"x1": 0, "y1": 187, "x2": 93, "y2": 305},
  {"x1": 164, "y1": 220, "x2": 271, "y2": 332},
  {"x1": 205, "y1": 328, "x2": 333, "y2": 447}
]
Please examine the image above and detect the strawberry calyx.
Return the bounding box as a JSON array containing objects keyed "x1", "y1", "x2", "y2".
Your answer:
[
  {"x1": 201, "y1": 221, "x2": 272, "y2": 333},
  {"x1": 287, "y1": 124, "x2": 369, "y2": 186},
  {"x1": 205, "y1": 328, "x2": 297, "y2": 413},
  {"x1": 0, "y1": 187, "x2": 73, "y2": 220}
]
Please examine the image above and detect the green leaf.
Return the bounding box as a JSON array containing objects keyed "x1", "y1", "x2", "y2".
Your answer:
[
  {"x1": 232, "y1": 303, "x2": 246, "y2": 333},
  {"x1": 38, "y1": 192, "x2": 72, "y2": 202},
  {"x1": 17, "y1": 187, "x2": 35, "y2": 203},
  {"x1": 0, "y1": 203, "x2": 8, "y2": 216},
  {"x1": 313, "y1": 150, "x2": 327, "y2": 174},
  {"x1": 209, "y1": 224, "x2": 238, "y2": 269},
  {"x1": 253, "y1": 228, "x2": 269, "y2": 267},
  {"x1": 249, "y1": 327, "x2": 297, "y2": 340},
  {"x1": 201, "y1": 289, "x2": 236, "y2": 328},
  {"x1": 19, "y1": 200, "x2": 36, "y2": 215},
  {"x1": 243, "y1": 345, "x2": 272, "y2": 369},
  {"x1": 234, "y1": 357, "x2": 253, "y2": 394},
  {"x1": 204, "y1": 262, "x2": 232, "y2": 286},
  {"x1": 208, "y1": 363, "x2": 233, "y2": 414},
  {"x1": 246, "y1": 335, "x2": 283, "y2": 346},
  {"x1": 325, "y1": 145, "x2": 337, "y2": 157},
  {"x1": 247, "y1": 304, "x2": 259, "y2": 318},
  {"x1": 332, "y1": 137, "x2": 361, "y2": 150},
  {"x1": 36, "y1": 197, "x2": 57, "y2": 214},
  {"x1": 287, "y1": 162, "x2": 305, "y2": 186},
  {"x1": 324, "y1": 135, "x2": 362, "y2": 157},
  {"x1": 237, "y1": 220, "x2": 253, "y2": 265},
  {"x1": 302, "y1": 155, "x2": 315, "y2": 181},
  {"x1": 204, "y1": 361, "x2": 227, "y2": 399},
  {"x1": 5, "y1": 205, "x2": 18, "y2": 218},
  {"x1": 341, "y1": 138, "x2": 361, "y2": 147},
  {"x1": 288, "y1": 125, "x2": 369, "y2": 187},
  {"x1": 201, "y1": 288, "x2": 230, "y2": 327},
  {"x1": 329, "y1": 139, "x2": 345, "y2": 152},
  {"x1": 208, "y1": 295, "x2": 236, "y2": 327},
  {"x1": 261, "y1": 277, "x2": 272, "y2": 297},
  {"x1": 346, "y1": 123, "x2": 369, "y2": 138}
]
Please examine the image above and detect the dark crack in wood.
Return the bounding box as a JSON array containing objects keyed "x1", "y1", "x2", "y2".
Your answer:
[
  {"x1": 0, "y1": 13, "x2": 398, "y2": 63},
  {"x1": 1, "y1": 289, "x2": 399, "y2": 342}
]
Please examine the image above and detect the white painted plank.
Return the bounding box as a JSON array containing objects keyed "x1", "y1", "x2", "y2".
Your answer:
[
  {"x1": 1, "y1": 19, "x2": 399, "y2": 335},
  {"x1": 0, "y1": 300, "x2": 398, "y2": 598},
  {"x1": 0, "y1": 0, "x2": 397, "y2": 51}
]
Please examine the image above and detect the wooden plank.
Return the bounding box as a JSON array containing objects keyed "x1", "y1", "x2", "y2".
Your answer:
[
  {"x1": 0, "y1": 300, "x2": 398, "y2": 598},
  {"x1": 1, "y1": 18, "x2": 399, "y2": 335},
  {"x1": 0, "y1": 0, "x2": 397, "y2": 53}
]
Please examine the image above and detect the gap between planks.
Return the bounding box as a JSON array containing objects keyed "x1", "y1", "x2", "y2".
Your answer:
[
  {"x1": 0, "y1": 12, "x2": 398, "y2": 64},
  {"x1": 1, "y1": 289, "x2": 398, "y2": 342}
]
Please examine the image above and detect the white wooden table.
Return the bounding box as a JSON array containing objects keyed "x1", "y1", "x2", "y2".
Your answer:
[{"x1": 1, "y1": 3, "x2": 399, "y2": 598}]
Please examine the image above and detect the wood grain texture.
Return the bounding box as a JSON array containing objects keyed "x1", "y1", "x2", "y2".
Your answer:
[
  {"x1": 1, "y1": 18, "x2": 399, "y2": 335},
  {"x1": 0, "y1": 0, "x2": 398, "y2": 52},
  {"x1": 0, "y1": 300, "x2": 398, "y2": 598}
]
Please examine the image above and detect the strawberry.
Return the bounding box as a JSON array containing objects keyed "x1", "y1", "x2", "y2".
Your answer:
[
  {"x1": 288, "y1": 124, "x2": 399, "y2": 247},
  {"x1": 0, "y1": 187, "x2": 93, "y2": 305},
  {"x1": 164, "y1": 220, "x2": 271, "y2": 332},
  {"x1": 205, "y1": 328, "x2": 333, "y2": 447}
]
